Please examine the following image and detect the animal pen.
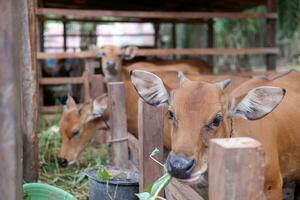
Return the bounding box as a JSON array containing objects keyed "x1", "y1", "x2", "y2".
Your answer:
[{"x1": 0, "y1": 0, "x2": 278, "y2": 199}]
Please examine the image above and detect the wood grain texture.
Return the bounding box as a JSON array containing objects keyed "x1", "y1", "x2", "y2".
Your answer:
[
  {"x1": 37, "y1": 48, "x2": 279, "y2": 59},
  {"x1": 138, "y1": 99, "x2": 164, "y2": 192},
  {"x1": 209, "y1": 137, "x2": 265, "y2": 200},
  {"x1": 36, "y1": 8, "x2": 277, "y2": 19},
  {"x1": 90, "y1": 75, "x2": 105, "y2": 99},
  {"x1": 22, "y1": 0, "x2": 39, "y2": 182},
  {"x1": 108, "y1": 82, "x2": 129, "y2": 168},
  {"x1": 0, "y1": 0, "x2": 24, "y2": 198},
  {"x1": 165, "y1": 179, "x2": 205, "y2": 200}
]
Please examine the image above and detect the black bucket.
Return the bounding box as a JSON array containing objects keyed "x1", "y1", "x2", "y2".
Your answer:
[{"x1": 85, "y1": 166, "x2": 139, "y2": 200}]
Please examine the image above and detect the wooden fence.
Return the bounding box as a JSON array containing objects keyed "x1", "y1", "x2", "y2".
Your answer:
[{"x1": 106, "y1": 82, "x2": 266, "y2": 200}]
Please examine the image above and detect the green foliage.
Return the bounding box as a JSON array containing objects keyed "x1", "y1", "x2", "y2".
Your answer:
[
  {"x1": 278, "y1": 0, "x2": 300, "y2": 38},
  {"x1": 136, "y1": 173, "x2": 172, "y2": 200},
  {"x1": 95, "y1": 164, "x2": 110, "y2": 181}
]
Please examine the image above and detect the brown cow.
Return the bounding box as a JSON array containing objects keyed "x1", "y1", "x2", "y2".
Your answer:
[
  {"x1": 96, "y1": 45, "x2": 212, "y2": 82},
  {"x1": 131, "y1": 70, "x2": 300, "y2": 199},
  {"x1": 58, "y1": 71, "x2": 251, "y2": 166}
]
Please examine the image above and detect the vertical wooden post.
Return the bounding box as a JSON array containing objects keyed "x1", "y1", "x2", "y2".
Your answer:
[
  {"x1": 172, "y1": 23, "x2": 176, "y2": 48},
  {"x1": 0, "y1": 0, "x2": 24, "y2": 199},
  {"x1": 22, "y1": 0, "x2": 39, "y2": 182},
  {"x1": 265, "y1": 0, "x2": 277, "y2": 70},
  {"x1": 209, "y1": 137, "x2": 265, "y2": 200},
  {"x1": 90, "y1": 75, "x2": 105, "y2": 99},
  {"x1": 154, "y1": 23, "x2": 160, "y2": 48},
  {"x1": 63, "y1": 19, "x2": 67, "y2": 51},
  {"x1": 108, "y1": 82, "x2": 129, "y2": 168},
  {"x1": 83, "y1": 72, "x2": 91, "y2": 102},
  {"x1": 207, "y1": 19, "x2": 214, "y2": 67},
  {"x1": 138, "y1": 99, "x2": 164, "y2": 192}
]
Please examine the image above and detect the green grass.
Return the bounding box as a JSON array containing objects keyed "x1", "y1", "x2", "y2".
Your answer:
[{"x1": 38, "y1": 115, "x2": 109, "y2": 199}]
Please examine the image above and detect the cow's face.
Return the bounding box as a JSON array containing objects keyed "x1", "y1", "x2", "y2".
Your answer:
[
  {"x1": 58, "y1": 94, "x2": 109, "y2": 167},
  {"x1": 131, "y1": 70, "x2": 285, "y2": 184},
  {"x1": 97, "y1": 45, "x2": 137, "y2": 82}
]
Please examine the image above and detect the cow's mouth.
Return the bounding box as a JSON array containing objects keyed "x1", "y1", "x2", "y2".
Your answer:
[{"x1": 176, "y1": 163, "x2": 207, "y2": 184}]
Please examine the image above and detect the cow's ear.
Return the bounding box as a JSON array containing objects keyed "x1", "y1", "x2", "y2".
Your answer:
[
  {"x1": 228, "y1": 86, "x2": 286, "y2": 120},
  {"x1": 65, "y1": 94, "x2": 77, "y2": 110},
  {"x1": 86, "y1": 94, "x2": 108, "y2": 123},
  {"x1": 131, "y1": 70, "x2": 170, "y2": 106}
]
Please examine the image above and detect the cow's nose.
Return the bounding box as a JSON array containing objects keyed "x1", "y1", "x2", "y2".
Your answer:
[
  {"x1": 106, "y1": 61, "x2": 116, "y2": 72},
  {"x1": 58, "y1": 157, "x2": 68, "y2": 168},
  {"x1": 166, "y1": 155, "x2": 195, "y2": 179}
]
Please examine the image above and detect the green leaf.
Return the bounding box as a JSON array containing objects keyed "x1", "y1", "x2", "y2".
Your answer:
[
  {"x1": 101, "y1": 167, "x2": 110, "y2": 181},
  {"x1": 150, "y1": 148, "x2": 160, "y2": 157},
  {"x1": 144, "y1": 183, "x2": 154, "y2": 193},
  {"x1": 150, "y1": 173, "x2": 172, "y2": 197},
  {"x1": 135, "y1": 192, "x2": 151, "y2": 200}
]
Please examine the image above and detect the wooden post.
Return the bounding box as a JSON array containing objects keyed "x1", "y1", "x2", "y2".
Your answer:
[
  {"x1": 63, "y1": 19, "x2": 67, "y2": 51},
  {"x1": 138, "y1": 99, "x2": 164, "y2": 192},
  {"x1": 265, "y1": 0, "x2": 277, "y2": 70},
  {"x1": 90, "y1": 75, "x2": 105, "y2": 99},
  {"x1": 207, "y1": 19, "x2": 214, "y2": 67},
  {"x1": 22, "y1": 0, "x2": 39, "y2": 182},
  {"x1": 0, "y1": 0, "x2": 25, "y2": 198},
  {"x1": 154, "y1": 23, "x2": 160, "y2": 48},
  {"x1": 83, "y1": 72, "x2": 91, "y2": 101},
  {"x1": 107, "y1": 82, "x2": 129, "y2": 168},
  {"x1": 165, "y1": 179, "x2": 204, "y2": 200},
  {"x1": 209, "y1": 137, "x2": 265, "y2": 200}
]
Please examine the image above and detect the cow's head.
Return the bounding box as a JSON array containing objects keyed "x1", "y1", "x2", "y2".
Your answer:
[
  {"x1": 131, "y1": 70, "x2": 285, "y2": 184},
  {"x1": 96, "y1": 45, "x2": 137, "y2": 82},
  {"x1": 58, "y1": 94, "x2": 109, "y2": 167}
]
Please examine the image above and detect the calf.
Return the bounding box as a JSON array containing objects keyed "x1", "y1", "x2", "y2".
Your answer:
[{"x1": 131, "y1": 70, "x2": 300, "y2": 199}]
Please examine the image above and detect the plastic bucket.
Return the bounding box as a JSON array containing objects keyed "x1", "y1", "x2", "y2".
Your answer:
[
  {"x1": 85, "y1": 167, "x2": 139, "y2": 200},
  {"x1": 23, "y1": 183, "x2": 77, "y2": 200}
]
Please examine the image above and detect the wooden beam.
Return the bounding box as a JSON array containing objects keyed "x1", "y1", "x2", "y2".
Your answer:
[
  {"x1": 41, "y1": 16, "x2": 207, "y2": 24},
  {"x1": 37, "y1": 48, "x2": 279, "y2": 59},
  {"x1": 22, "y1": 0, "x2": 39, "y2": 183},
  {"x1": 39, "y1": 77, "x2": 84, "y2": 85},
  {"x1": 209, "y1": 137, "x2": 265, "y2": 200},
  {"x1": 0, "y1": 0, "x2": 24, "y2": 198},
  {"x1": 36, "y1": 8, "x2": 277, "y2": 20},
  {"x1": 107, "y1": 82, "x2": 129, "y2": 169},
  {"x1": 165, "y1": 179, "x2": 204, "y2": 200},
  {"x1": 265, "y1": 0, "x2": 277, "y2": 70},
  {"x1": 138, "y1": 99, "x2": 164, "y2": 192}
]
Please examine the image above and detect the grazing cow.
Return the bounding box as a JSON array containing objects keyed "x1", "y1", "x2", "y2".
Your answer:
[
  {"x1": 58, "y1": 94, "x2": 109, "y2": 167},
  {"x1": 95, "y1": 45, "x2": 212, "y2": 82},
  {"x1": 130, "y1": 70, "x2": 300, "y2": 199},
  {"x1": 58, "y1": 70, "x2": 251, "y2": 166}
]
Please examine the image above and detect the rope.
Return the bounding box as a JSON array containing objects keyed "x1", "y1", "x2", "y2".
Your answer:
[{"x1": 107, "y1": 136, "x2": 129, "y2": 144}]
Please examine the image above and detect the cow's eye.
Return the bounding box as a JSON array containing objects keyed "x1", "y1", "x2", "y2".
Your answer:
[
  {"x1": 211, "y1": 114, "x2": 222, "y2": 127},
  {"x1": 167, "y1": 110, "x2": 175, "y2": 120},
  {"x1": 70, "y1": 129, "x2": 80, "y2": 140}
]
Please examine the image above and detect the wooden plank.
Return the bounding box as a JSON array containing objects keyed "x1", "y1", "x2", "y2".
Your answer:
[
  {"x1": 40, "y1": 16, "x2": 208, "y2": 24},
  {"x1": 22, "y1": 0, "x2": 39, "y2": 182},
  {"x1": 83, "y1": 73, "x2": 91, "y2": 102},
  {"x1": 37, "y1": 48, "x2": 279, "y2": 60},
  {"x1": 0, "y1": 0, "x2": 24, "y2": 198},
  {"x1": 128, "y1": 133, "x2": 139, "y2": 168},
  {"x1": 207, "y1": 19, "x2": 214, "y2": 67},
  {"x1": 165, "y1": 179, "x2": 204, "y2": 200},
  {"x1": 39, "y1": 77, "x2": 84, "y2": 85},
  {"x1": 265, "y1": 0, "x2": 277, "y2": 70},
  {"x1": 138, "y1": 99, "x2": 164, "y2": 192},
  {"x1": 36, "y1": 8, "x2": 277, "y2": 20},
  {"x1": 107, "y1": 82, "x2": 129, "y2": 168},
  {"x1": 90, "y1": 75, "x2": 105, "y2": 99},
  {"x1": 209, "y1": 137, "x2": 265, "y2": 200}
]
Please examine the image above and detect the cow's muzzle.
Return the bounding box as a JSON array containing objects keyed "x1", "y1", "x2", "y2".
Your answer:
[
  {"x1": 58, "y1": 157, "x2": 68, "y2": 168},
  {"x1": 166, "y1": 155, "x2": 195, "y2": 179},
  {"x1": 106, "y1": 61, "x2": 116, "y2": 73}
]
